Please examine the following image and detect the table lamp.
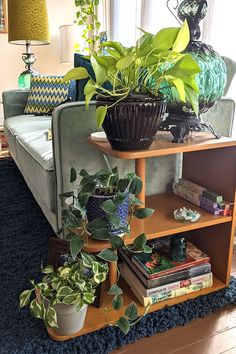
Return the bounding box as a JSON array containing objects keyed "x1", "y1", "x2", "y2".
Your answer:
[
  {"x1": 60, "y1": 24, "x2": 80, "y2": 65},
  {"x1": 8, "y1": 0, "x2": 50, "y2": 90}
]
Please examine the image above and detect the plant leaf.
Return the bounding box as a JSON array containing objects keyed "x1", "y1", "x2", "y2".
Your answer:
[
  {"x1": 185, "y1": 84, "x2": 199, "y2": 117},
  {"x1": 129, "y1": 176, "x2": 143, "y2": 195},
  {"x1": 112, "y1": 295, "x2": 124, "y2": 311},
  {"x1": 116, "y1": 56, "x2": 133, "y2": 70},
  {"x1": 90, "y1": 228, "x2": 110, "y2": 240},
  {"x1": 100, "y1": 199, "x2": 117, "y2": 214},
  {"x1": 97, "y1": 248, "x2": 118, "y2": 262},
  {"x1": 133, "y1": 233, "x2": 147, "y2": 250},
  {"x1": 173, "y1": 78, "x2": 186, "y2": 102},
  {"x1": 83, "y1": 292, "x2": 96, "y2": 304},
  {"x1": 46, "y1": 306, "x2": 58, "y2": 328},
  {"x1": 42, "y1": 265, "x2": 54, "y2": 274},
  {"x1": 173, "y1": 20, "x2": 190, "y2": 53},
  {"x1": 152, "y1": 27, "x2": 179, "y2": 50},
  {"x1": 109, "y1": 233, "x2": 124, "y2": 250},
  {"x1": 91, "y1": 55, "x2": 106, "y2": 85},
  {"x1": 62, "y1": 67, "x2": 89, "y2": 82},
  {"x1": 108, "y1": 284, "x2": 123, "y2": 295},
  {"x1": 62, "y1": 209, "x2": 82, "y2": 229},
  {"x1": 96, "y1": 105, "x2": 107, "y2": 128},
  {"x1": 116, "y1": 316, "x2": 130, "y2": 334},
  {"x1": 87, "y1": 217, "x2": 108, "y2": 231},
  {"x1": 57, "y1": 286, "x2": 73, "y2": 298},
  {"x1": 134, "y1": 208, "x2": 154, "y2": 219},
  {"x1": 70, "y1": 167, "x2": 77, "y2": 183},
  {"x1": 70, "y1": 235, "x2": 85, "y2": 260},
  {"x1": 30, "y1": 299, "x2": 44, "y2": 320},
  {"x1": 19, "y1": 289, "x2": 32, "y2": 308},
  {"x1": 117, "y1": 178, "x2": 130, "y2": 192},
  {"x1": 125, "y1": 302, "x2": 138, "y2": 321},
  {"x1": 107, "y1": 214, "x2": 121, "y2": 228}
]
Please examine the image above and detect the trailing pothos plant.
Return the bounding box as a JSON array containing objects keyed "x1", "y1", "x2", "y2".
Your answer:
[
  {"x1": 19, "y1": 256, "x2": 108, "y2": 328},
  {"x1": 60, "y1": 156, "x2": 155, "y2": 333},
  {"x1": 63, "y1": 20, "x2": 201, "y2": 127},
  {"x1": 75, "y1": 0, "x2": 101, "y2": 51}
]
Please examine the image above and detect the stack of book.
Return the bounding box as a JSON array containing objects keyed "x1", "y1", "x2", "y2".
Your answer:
[
  {"x1": 119, "y1": 239, "x2": 212, "y2": 306},
  {"x1": 173, "y1": 178, "x2": 232, "y2": 216}
]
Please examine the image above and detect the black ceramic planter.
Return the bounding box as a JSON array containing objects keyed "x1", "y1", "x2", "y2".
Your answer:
[{"x1": 97, "y1": 94, "x2": 166, "y2": 151}]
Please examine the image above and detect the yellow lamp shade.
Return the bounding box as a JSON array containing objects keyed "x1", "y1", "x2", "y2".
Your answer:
[{"x1": 8, "y1": 0, "x2": 50, "y2": 45}]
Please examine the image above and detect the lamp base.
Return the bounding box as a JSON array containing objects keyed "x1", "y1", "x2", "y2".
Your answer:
[
  {"x1": 18, "y1": 48, "x2": 38, "y2": 90},
  {"x1": 18, "y1": 68, "x2": 38, "y2": 90},
  {"x1": 159, "y1": 115, "x2": 221, "y2": 143}
]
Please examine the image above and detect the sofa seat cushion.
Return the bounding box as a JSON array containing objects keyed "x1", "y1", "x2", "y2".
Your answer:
[
  {"x1": 15, "y1": 134, "x2": 55, "y2": 212},
  {"x1": 16, "y1": 130, "x2": 53, "y2": 171},
  {"x1": 5, "y1": 114, "x2": 51, "y2": 137}
]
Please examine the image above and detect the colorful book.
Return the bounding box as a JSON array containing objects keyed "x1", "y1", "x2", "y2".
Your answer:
[
  {"x1": 119, "y1": 261, "x2": 212, "y2": 297},
  {"x1": 132, "y1": 241, "x2": 210, "y2": 280},
  {"x1": 119, "y1": 248, "x2": 211, "y2": 289},
  {"x1": 131, "y1": 279, "x2": 213, "y2": 306}
]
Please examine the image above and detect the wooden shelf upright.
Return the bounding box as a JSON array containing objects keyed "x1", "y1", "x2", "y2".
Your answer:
[{"x1": 48, "y1": 131, "x2": 236, "y2": 341}]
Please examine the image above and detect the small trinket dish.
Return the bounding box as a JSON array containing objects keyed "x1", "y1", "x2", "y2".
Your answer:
[{"x1": 174, "y1": 207, "x2": 201, "y2": 223}]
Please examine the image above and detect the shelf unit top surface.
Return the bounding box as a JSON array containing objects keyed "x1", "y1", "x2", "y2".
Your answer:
[
  {"x1": 88, "y1": 132, "x2": 236, "y2": 159},
  {"x1": 83, "y1": 193, "x2": 232, "y2": 252}
]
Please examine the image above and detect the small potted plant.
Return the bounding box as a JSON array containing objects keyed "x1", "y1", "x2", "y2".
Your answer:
[
  {"x1": 61, "y1": 156, "x2": 154, "y2": 251},
  {"x1": 19, "y1": 256, "x2": 108, "y2": 335},
  {"x1": 63, "y1": 20, "x2": 200, "y2": 150},
  {"x1": 60, "y1": 159, "x2": 155, "y2": 334}
]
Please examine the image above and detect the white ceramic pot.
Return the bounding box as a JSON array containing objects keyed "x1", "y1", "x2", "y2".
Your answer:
[
  {"x1": 54, "y1": 303, "x2": 88, "y2": 335},
  {"x1": 45, "y1": 298, "x2": 88, "y2": 336}
]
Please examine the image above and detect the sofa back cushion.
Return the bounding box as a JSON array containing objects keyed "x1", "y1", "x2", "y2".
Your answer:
[{"x1": 24, "y1": 75, "x2": 71, "y2": 115}]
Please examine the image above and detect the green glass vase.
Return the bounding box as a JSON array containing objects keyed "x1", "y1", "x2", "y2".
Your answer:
[{"x1": 159, "y1": 0, "x2": 227, "y2": 143}]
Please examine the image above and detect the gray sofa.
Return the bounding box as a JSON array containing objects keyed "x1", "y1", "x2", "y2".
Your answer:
[{"x1": 2, "y1": 90, "x2": 235, "y2": 233}]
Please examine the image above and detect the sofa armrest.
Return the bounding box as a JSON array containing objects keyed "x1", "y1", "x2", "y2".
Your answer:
[{"x1": 2, "y1": 90, "x2": 29, "y2": 119}]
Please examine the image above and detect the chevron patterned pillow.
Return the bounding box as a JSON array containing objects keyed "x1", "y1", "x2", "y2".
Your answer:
[{"x1": 24, "y1": 75, "x2": 70, "y2": 115}]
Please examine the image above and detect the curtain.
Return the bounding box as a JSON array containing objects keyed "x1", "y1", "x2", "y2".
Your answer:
[
  {"x1": 99, "y1": 0, "x2": 182, "y2": 46},
  {"x1": 202, "y1": 0, "x2": 236, "y2": 134}
]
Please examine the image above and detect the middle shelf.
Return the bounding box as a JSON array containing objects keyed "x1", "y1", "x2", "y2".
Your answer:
[{"x1": 84, "y1": 193, "x2": 232, "y2": 253}]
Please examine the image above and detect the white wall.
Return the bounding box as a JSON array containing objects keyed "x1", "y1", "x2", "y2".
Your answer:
[{"x1": 0, "y1": 0, "x2": 76, "y2": 125}]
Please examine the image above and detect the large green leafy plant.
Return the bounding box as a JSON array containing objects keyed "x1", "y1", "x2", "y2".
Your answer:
[
  {"x1": 20, "y1": 256, "x2": 108, "y2": 328},
  {"x1": 63, "y1": 20, "x2": 200, "y2": 127},
  {"x1": 60, "y1": 157, "x2": 155, "y2": 333}
]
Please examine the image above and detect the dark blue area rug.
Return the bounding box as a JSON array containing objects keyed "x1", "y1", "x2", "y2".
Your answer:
[{"x1": 1, "y1": 158, "x2": 236, "y2": 354}]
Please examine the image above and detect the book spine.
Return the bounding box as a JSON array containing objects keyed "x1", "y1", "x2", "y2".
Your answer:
[
  {"x1": 147, "y1": 273, "x2": 212, "y2": 296},
  {"x1": 202, "y1": 190, "x2": 223, "y2": 203},
  {"x1": 178, "y1": 178, "x2": 206, "y2": 194},
  {"x1": 138, "y1": 279, "x2": 213, "y2": 306}
]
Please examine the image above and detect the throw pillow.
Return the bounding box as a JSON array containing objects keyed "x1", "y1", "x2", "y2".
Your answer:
[
  {"x1": 74, "y1": 53, "x2": 112, "y2": 101},
  {"x1": 24, "y1": 75, "x2": 70, "y2": 115},
  {"x1": 74, "y1": 53, "x2": 96, "y2": 101}
]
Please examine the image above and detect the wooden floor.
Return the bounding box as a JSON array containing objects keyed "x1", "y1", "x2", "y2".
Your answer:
[{"x1": 112, "y1": 252, "x2": 236, "y2": 354}]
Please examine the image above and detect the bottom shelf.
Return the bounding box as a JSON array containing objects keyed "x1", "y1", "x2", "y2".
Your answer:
[{"x1": 47, "y1": 275, "x2": 226, "y2": 341}]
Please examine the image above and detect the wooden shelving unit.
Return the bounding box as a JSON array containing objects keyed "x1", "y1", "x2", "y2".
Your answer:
[{"x1": 48, "y1": 131, "x2": 236, "y2": 341}]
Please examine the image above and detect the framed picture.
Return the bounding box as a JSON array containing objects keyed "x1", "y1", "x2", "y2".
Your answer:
[{"x1": 0, "y1": 0, "x2": 7, "y2": 33}]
